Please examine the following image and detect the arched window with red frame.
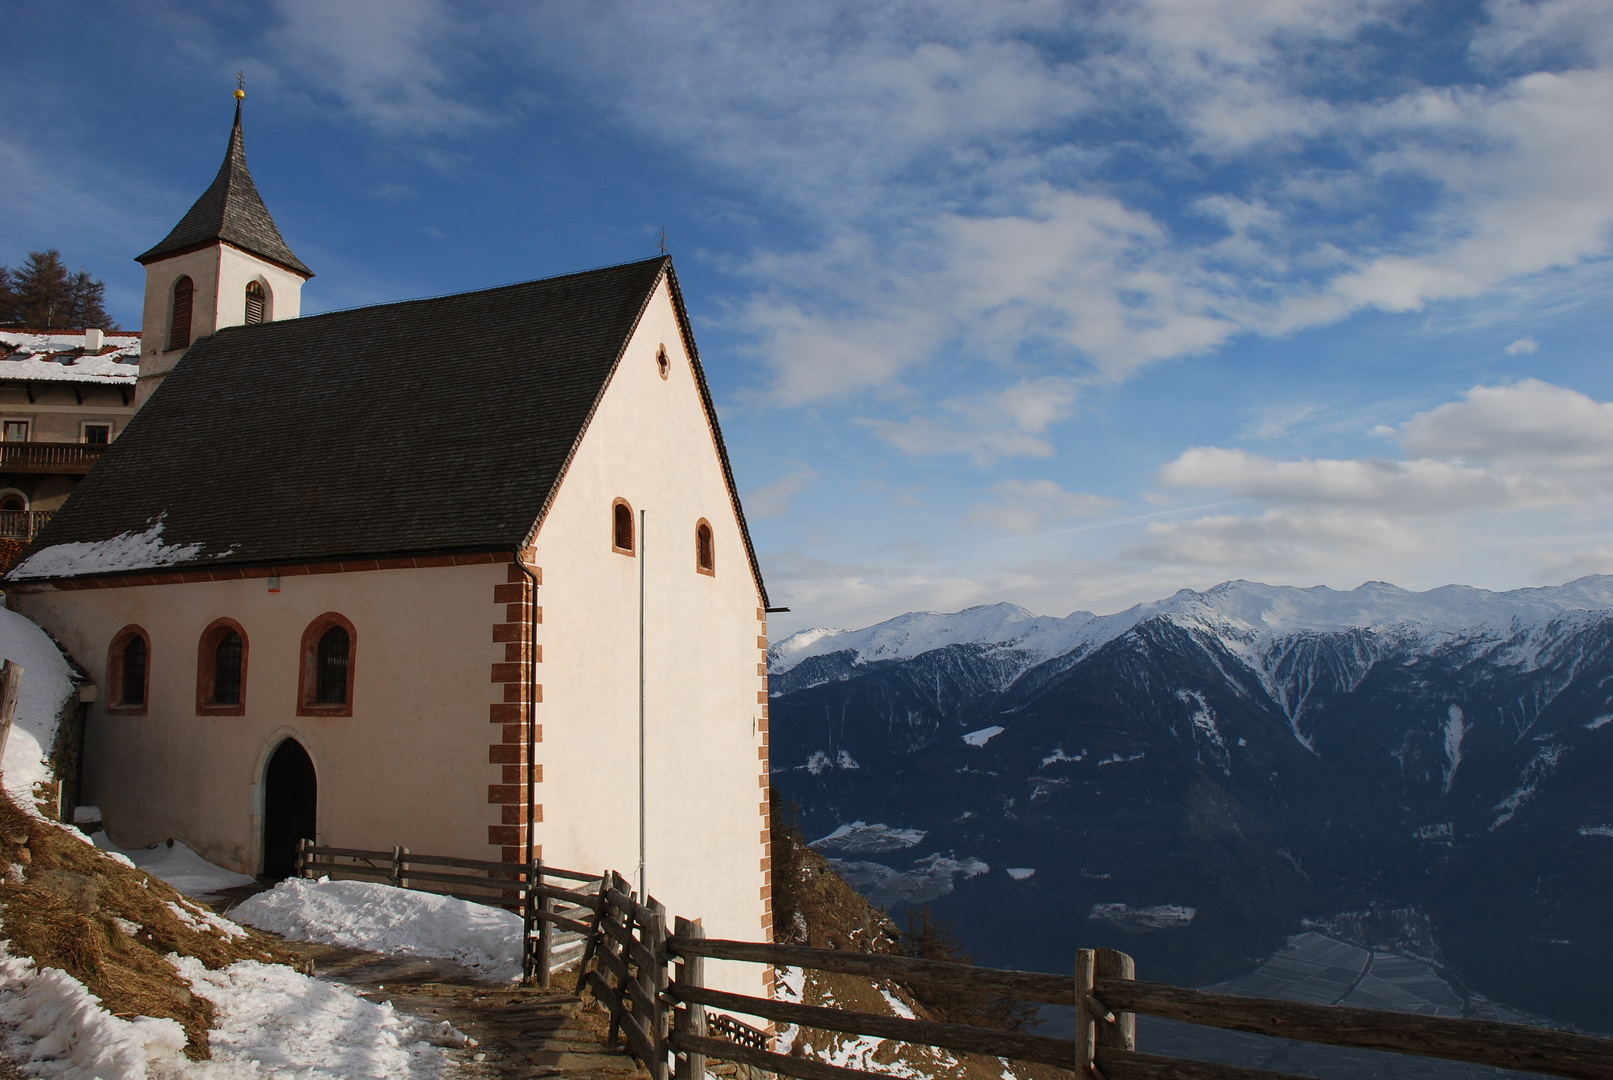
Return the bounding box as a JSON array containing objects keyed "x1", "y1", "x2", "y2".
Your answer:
[
  {"x1": 612, "y1": 499, "x2": 635, "y2": 555},
  {"x1": 107, "y1": 625, "x2": 151, "y2": 715},
  {"x1": 695, "y1": 518, "x2": 715, "y2": 576},
  {"x1": 298, "y1": 613, "x2": 357, "y2": 716},
  {"x1": 196, "y1": 618, "x2": 249, "y2": 716}
]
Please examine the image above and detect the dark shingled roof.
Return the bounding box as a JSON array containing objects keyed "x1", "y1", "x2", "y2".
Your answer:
[
  {"x1": 16, "y1": 256, "x2": 768, "y2": 603},
  {"x1": 135, "y1": 103, "x2": 313, "y2": 277}
]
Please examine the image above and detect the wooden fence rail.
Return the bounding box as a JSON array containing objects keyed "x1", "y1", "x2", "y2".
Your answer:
[
  {"x1": 574, "y1": 902, "x2": 1613, "y2": 1080},
  {"x1": 287, "y1": 845, "x2": 1613, "y2": 1080},
  {"x1": 294, "y1": 841, "x2": 601, "y2": 986}
]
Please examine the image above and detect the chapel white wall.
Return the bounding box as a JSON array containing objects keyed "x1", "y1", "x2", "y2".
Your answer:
[
  {"x1": 14, "y1": 561, "x2": 505, "y2": 872},
  {"x1": 532, "y1": 275, "x2": 771, "y2": 996}
]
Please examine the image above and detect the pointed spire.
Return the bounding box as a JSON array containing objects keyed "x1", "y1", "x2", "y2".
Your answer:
[{"x1": 136, "y1": 92, "x2": 313, "y2": 278}]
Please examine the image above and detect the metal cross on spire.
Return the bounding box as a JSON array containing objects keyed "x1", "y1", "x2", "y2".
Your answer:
[
  {"x1": 659, "y1": 228, "x2": 668, "y2": 254},
  {"x1": 235, "y1": 71, "x2": 246, "y2": 100}
]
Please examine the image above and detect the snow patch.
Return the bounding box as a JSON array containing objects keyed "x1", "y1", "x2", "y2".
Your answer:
[
  {"x1": 0, "y1": 942, "x2": 188, "y2": 1080},
  {"x1": 963, "y1": 726, "x2": 1004, "y2": 747},
  {"x1": 0, "y1": 608, "x2": 79, "y2": 819},
  {"x1": 163, "y1": 899, "x2": 248, "y2": 940},
  {"x1": 830, "y1": 853, "x2": 989, "y2": 908},
  {"x1": 172, "y1": 954, "x2": 455, "y2": 1077},
  {"x1": 92, "y1": 833, "x2": 255, "y2": 897},
  {"x1": 1088, "y1": 903, "x2": 1197, "y2": 932},
  {"x1": 232, "y1": 877, "x2": 522, "y2": 981},
  {"x1": 810, "y1": 822, "x2": 927, "y2": 854},
  {"x1": 1005, "y1": 868, "x2": 1035, "y2": 881},
  {"x1": 1441, "y1": 704, "x2": 1468, "y2": 793},
  {"x1": 837, "y1": 749, "x2": 860, "y2": 770},
  {"x1": 1579, "y1": 825, "x2": 1613, "y2": 837},
  {"x1": 1490, "y1": 744, "x2": 1568, "y2": 830},
  {"x1": 1587, "y1": 715, "x2": 1613, "y2": 730},
  {"x1": 10, "y1": 516, "x2": 208, "y2": 580},
  {"x1": 1040, "y1": 746, "x2": 1084, "y2": 767}
]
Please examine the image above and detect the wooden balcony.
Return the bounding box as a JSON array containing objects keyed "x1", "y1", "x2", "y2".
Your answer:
[
  {"x1": 0, "y1": 442, "x2": 106, "y2": 474},
  {"x1": 0, "y1": 510, "x2": 53, "y2": 540}
]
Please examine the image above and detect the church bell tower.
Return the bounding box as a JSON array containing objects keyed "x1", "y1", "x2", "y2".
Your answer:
[{"x1": 135, "y1": 86, "x2": 313, "y2": 405}]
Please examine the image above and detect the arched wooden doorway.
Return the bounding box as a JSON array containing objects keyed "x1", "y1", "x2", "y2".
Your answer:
[{"x1": 262, "y1": 738, "x2": 317, "y2": 879}]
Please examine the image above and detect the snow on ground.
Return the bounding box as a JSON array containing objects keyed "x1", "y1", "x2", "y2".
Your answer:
[
  {"x1": 0, "y1": 941, "x2": 456, "y2": 1080},
  {"x1": 962, "y1": 726, "x2": 1004, "y2": 747},
  {"x1": 233, "y1": 877, "x2": 522, "y2": 982},
  {"x1": 173, "y1": 955, "x2": 459, "y2": 1077},
  {"x1": 90, "y1": 832, "x2": 256, "y2": 897},
  {"x1": 9, "y1": 516, "x2": 220, "y2": 580},
  {"x1": 809, "y1": 822, "x2": 927, "y2": 854},
  {"x1": 1088, "y1": 903, "x2": 1196, "y2": 931},
  {"x1": 1005, "y1": 868, "x2": 1035, "y2": 881},
  {"x1": 0, "y1": 607, "x2": 80, "y2": 820}
]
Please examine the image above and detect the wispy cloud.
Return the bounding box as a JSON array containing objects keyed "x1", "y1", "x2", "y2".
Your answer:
[
  {"x1": 745, "y1": 468, "x2": 817, "y2": 520},
  {"x1": 968, "y1": 479, "x2": 1117, "y2": 535}
]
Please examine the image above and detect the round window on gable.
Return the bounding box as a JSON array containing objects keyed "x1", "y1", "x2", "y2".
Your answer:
[{"x1": 656, "y1": 344, "x2": 670, "y2": 380}]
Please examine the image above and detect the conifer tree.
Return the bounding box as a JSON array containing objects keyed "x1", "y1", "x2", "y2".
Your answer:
[{"x1": 0, "y1": 250, "x2": 116, "y2": 330}]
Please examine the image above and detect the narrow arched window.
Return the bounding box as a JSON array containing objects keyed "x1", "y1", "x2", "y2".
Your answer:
[
  {"x1": 244, "y1": 281, "x2": 266, "y2": 324},
  {"x1": 215, "y1": 631, "x2": 243, "y2": 705},
  {"x1": 316, "y1": 626, "x2": 349, "y2": 704},
  {"x1": 695, "y1": 518, "x2": 715, "y2": 576},
  {"x1": 170, "y1": 276, "x2": 194, "y2": 351},
  {"x1": 108, "y1": 625, "x2": 151, "y2": 716},
  {"x1": 613, "y1": 499, "x2": 635, "y2": 555},
  {"x1": 121, "y1": 636, "x2": 148, "y2": 707},
  {"x1": 196, "y1": 618, "x2": 248, "y2": 716},
  {"x1": 299, "y1": 613, "x2": 357, "y2": 716}
]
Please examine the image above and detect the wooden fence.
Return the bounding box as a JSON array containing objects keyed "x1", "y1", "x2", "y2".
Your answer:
[
  {"x1": 577, "y1": 871, "x2": 1613, "y2": 1080},
  {"x1": 294, "y1": 841, "x2": 600, "y2": 985},
  {"x1": 290, "y1": 846, "x2": 1613, "y2": 1080}
]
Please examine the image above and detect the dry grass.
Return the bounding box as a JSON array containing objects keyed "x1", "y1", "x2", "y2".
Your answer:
[{"x1": 0, "y1": 790, "x2": 296, "y2": 1059}]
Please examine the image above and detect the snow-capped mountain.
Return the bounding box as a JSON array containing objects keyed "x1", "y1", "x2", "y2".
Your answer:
[{"x1": 766, "y1": 577, "x2": 1613, "y2": 1035}]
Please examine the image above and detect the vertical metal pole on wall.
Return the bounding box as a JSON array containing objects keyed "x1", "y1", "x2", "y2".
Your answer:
[{"x1": 638, "y1": 509, "x2": 647, "y2": 898}]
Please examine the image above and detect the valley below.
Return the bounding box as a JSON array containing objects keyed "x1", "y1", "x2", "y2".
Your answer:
[{"x1": 766, "y1": 578, "x2": 1613, "y2": 1037}]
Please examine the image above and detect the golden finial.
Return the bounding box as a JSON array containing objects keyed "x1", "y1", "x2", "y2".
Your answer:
[{"x1": 235, "y1": 71, "x2": 246, "y2": 100}]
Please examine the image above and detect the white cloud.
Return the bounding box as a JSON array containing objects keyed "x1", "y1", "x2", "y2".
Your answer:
[
  {"x1": 1142, "y1": 379, "x2": 1613, "y2": 579},
  {"x1": 745, "y1": 468, "x2": 816, "y2": 520},
  {"x1": 1505, "y1": 337, "x2": 1538, "y2": 354},
  {"x1": 967, "y1": 480, "x2": 1117, "y2": 535},
  {"x1": 861, "y1": 375, "x2": 1082, "y2": 464}
]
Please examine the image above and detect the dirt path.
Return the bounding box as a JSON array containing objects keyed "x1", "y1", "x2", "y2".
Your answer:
[{"x1": 269, "y1": 939, "x2": 648, "y2": 1080}]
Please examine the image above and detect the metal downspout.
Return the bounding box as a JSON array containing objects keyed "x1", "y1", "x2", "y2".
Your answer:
[
  {"x1": 638, "y1": 509, "x2": 647, "y2": 897},
  {"x1": 515, "y1": 557, "x2": 540, "y2": 874}
]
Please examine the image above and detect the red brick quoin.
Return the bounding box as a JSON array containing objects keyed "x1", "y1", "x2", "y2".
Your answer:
[{"x1": 489, "y1": 557, "x2": 543, "y2": 863}]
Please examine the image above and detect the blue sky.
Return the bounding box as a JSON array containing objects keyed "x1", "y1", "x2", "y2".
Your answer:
[{"x1": 6, "y1": 0, "x2": 1613, "y2": 635}]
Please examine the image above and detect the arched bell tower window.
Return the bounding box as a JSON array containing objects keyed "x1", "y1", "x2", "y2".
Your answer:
[
  {"x1": 245, "y1": 280, "x2": 266, "y2": 324},
  {"x1": 695, "y1": 518, "x2": 715, "y2": 576},
  {"x1": 612, "y1": 499, "x2": 635, "y2": 556},
  {"x1": 196, "y1": 617, "x2": 249, "y2": 716},
  {"x1": 298, "y1": 613, "x2": 356, "y2": 716},
  {"x1": 169, "y1": 276, "x2": 194, "y2": 351}
]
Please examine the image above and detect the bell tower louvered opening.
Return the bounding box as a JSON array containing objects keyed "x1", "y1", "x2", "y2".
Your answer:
[
  {"x1": 169, "y1": 276, "x2": 194, "y2": 351},
  {"x1": 245, "y1": 281, "x2": 266, "y2": 324}
]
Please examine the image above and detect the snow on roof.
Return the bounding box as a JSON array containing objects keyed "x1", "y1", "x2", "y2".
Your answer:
[
  {"x1": 0, "y1": 329, "x2": 140, "y2": 384},
  {"x1": 0, "y1": 605, "x2": 81, "y2": 817},
  {"x1": 8, "y1": 516, "x2": 219, "y2": 581}
]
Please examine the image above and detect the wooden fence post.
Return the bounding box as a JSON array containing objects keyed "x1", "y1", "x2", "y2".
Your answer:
[
  {"x1": 1076, "y1": 948, "x2": 1097, "y2": 1079},
  {"x1": 673, "y1": 917, "x2": 706, "y2": 1080},
  {"x1": 1093, "y1": 948, "x2": 1136, "y2": 1055},
  {"x1": 605, "y1": 871, "x2": 633, "y2": 1049},
  {"x1": 296, "y1": 837, "x2": 309, "y2": 878},
  {"x1": 535, "y1": 858, "x2": 553, "y2": 988},
  {"x1": 646, "y1": 897, "x2": 670, "y2": 1080},
  {"x1": 576, "y1": 876, "x2": 610, "y2": 996},
  {"x1": 0, "y1": 660, "x2": 22, "y2": 766}
]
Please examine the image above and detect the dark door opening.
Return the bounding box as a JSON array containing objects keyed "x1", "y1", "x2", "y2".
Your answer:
[{"x1": 262, "y1": 738, "x2": 317, "y2": 879}]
